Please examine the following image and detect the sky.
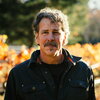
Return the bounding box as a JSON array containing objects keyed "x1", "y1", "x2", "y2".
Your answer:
[{"x1": 88, "y1": 0, "x2": 100, "y2": 9}]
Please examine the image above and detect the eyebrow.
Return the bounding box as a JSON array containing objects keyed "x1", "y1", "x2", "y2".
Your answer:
[
  {"x1": 41, "y1": 30, "x2": 48, "y2": 32},
  {"x1": 53, "y1": 29, "x2": 59, "y2": 31},
  {"x1": 41, "y1": 29, "x2": 59, "y2": 32}
]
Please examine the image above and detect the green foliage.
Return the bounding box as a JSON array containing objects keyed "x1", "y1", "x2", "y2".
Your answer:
[
  {"x1": 0, "y1": 0, "x2": 47, "y2": 47},
  {"x1": 82, "y1": 10, "x2": 100, "y2": 43},
  {"x1": 0, "y1": 0, "x2": 89, "y2": 47},
  {"x1": 68, "y1": 1, "x2": 89, "y2": 44}
]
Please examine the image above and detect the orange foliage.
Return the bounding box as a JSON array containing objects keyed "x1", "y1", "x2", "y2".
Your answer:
[
  {"x1": 0, "y1": 35, "x2": 100, "y2": 100},
  {"x1": 0, "y1": 35, "x2": 100, "y2": 83},
  {"x1": 65, "y1": 43, "x2": 100, "y2": 65}
]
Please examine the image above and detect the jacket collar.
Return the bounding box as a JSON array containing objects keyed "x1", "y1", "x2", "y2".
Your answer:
[
  {"x1": 28, "y1": 48, "x2": 82, "y2": 67},
  {"x1": 63, "y1": 48, "x2": 82, "y2": 65}
]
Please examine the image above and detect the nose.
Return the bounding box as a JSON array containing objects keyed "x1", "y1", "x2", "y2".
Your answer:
[{"x1": 47, "y1": 32, "x2": 54, "y2": 41}]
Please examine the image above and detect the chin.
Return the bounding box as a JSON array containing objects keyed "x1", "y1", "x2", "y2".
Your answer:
[{"x1": 45, "y1": 49, "x2": 58, "y2": 56}]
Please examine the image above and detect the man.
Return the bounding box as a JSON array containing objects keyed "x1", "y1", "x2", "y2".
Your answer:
[{"x1": 4, "y1": 7, "x2": 96, "y2": 100}]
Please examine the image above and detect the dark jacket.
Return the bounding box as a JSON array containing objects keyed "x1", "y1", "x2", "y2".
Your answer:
[{"x1": 4, "y1": 49, "x2": 96, "y2": 100}]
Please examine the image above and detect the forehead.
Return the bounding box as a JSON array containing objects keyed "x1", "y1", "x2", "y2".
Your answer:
[{"x1": 39, "y1": 18, "x2": 62, "y2": 30}]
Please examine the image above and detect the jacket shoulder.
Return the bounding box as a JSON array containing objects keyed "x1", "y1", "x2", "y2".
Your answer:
[
  {"x1": 76, "y1": 60, "x2": 93, "y2": 74},
  {"x1": 10, "y1": 59, "x2": 30, "y2": 73}
]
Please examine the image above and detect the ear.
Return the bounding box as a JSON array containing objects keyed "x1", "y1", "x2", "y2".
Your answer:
[
  {"x1": 63, "y1": 34, "x2": 67, "y2": 45},
  {"x1": 35, "y1": 33, "x2": 39, "y2": 45},
  {"x1": 63, "y1": 35, "x2": 66, "y2": 45}
]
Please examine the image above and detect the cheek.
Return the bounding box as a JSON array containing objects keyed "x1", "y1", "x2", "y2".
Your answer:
[
  {"x1": 59, "y1": 36, "x2": 66, "y2": 46},
  {"x1": 55, "y1": 37, "x2": 63, "y2": 47},
  {"x1": 38, "y1": 36, "x2": 47, "y2": 46},
  {"x1": 62, "y1": 35, "x2": 66, "y2": 44},
  {"x1": 59, "y1": 35, "x2": 65, "y2": 42}
]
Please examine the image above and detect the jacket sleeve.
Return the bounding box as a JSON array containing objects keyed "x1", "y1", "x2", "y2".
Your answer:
[
  {"x1": 4, "y1": 69, "x2": 17, "y2": 100},
  {"x1": 88, "y1": 68, "x2": 96, "y2": 100}
]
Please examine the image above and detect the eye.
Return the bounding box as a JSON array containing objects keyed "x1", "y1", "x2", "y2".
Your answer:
[
  {"x1": 53, "y1": 31, "x2": 60, "y2": 35},
  {"x1": 42, "y1": 31, "x2": 48, "y2": 34}
]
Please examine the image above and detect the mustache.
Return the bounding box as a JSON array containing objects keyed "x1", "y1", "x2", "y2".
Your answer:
[{"x1": 44, "y1": 41, "x2": 58, "y2": 47}]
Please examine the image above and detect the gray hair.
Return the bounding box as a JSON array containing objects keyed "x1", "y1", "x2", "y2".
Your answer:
[{"x1": 32, "y1": 7, "x2": 70, "y2": 44}]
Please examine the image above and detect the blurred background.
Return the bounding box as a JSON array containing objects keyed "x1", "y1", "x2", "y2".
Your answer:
[
  {"x1": 0, "y1": 0, "x2": 100, "y2": 46},
  {"x1": 0, "y1": 0, "x2": 100, "y2": 100}
]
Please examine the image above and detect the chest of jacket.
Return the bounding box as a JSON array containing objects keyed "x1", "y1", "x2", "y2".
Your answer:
[{"x1": 15, "y1": 62, "x2": 90, "y2": 100}]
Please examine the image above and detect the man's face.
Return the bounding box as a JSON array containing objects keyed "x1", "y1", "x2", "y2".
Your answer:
[{"x1": 36, "y1": 18, "x2": 66, "y2": 57}]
